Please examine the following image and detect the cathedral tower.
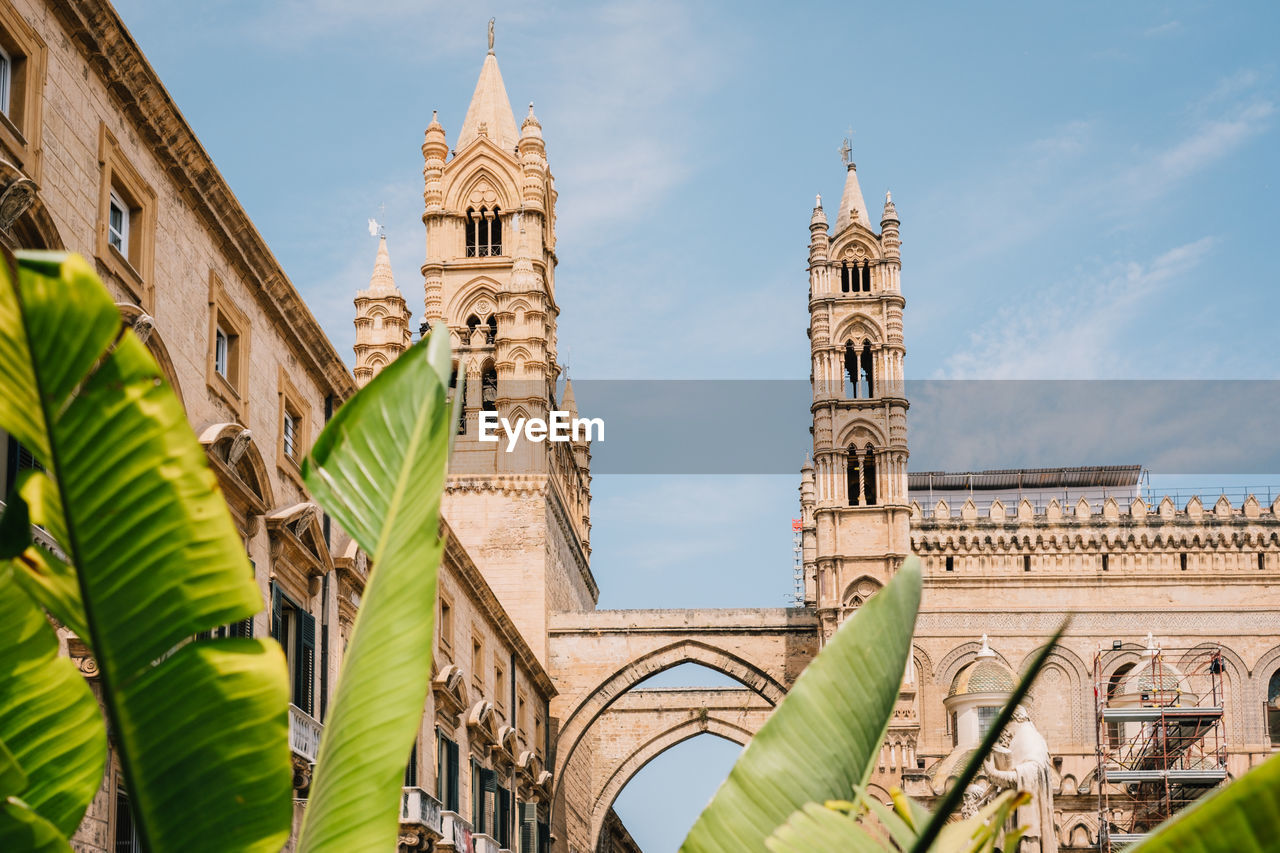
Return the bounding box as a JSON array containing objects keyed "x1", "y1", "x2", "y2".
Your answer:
[
  {"x1": 353, "y1": 234, "x2": 412, "y2": 387},
  {"x1": 800, "y1": 146, "x2": 909, "y2": 642},
  {"x1": 421, "y1": 30, "x2": 593, "y2": 663}
]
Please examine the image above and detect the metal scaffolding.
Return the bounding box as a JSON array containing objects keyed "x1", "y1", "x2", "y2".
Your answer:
[{"x1": 1093, "y1": 643, "x2": 1227, "y2": 851}]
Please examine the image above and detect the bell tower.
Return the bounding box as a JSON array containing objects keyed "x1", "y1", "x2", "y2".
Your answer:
[
  {"x1": 799, "y1": 142, "x2": 909, "y2": 643},
  {"x1": 420, "y1": 28, "x2": 593, "y2": 663}
]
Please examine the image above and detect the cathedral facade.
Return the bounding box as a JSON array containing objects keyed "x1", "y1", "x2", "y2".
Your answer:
[{"x1": 2, "y1": 0, "x2": 1275, "y2": 849}]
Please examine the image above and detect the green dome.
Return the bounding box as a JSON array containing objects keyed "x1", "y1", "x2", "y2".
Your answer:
[{"x1": 948, "y1": 658, "x2": 1016, "y2": 698}]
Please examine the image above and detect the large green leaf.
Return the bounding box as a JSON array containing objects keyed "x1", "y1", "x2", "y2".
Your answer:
[
  {"x1": 1128, "y1": 752, "x2": 1280, "y2": 853},
  {"x1": 680, "y1": 558, "x2": 923, "y2": 853},
  {"x1": 0, "y1": 564, "x2": 104, "y2": 836},
  {"x1": 296, "y1": 327, "x2": 457, "y2": 852},
  {"x1": 0, "y1": 252, "x2": 292, "y2": 852}
]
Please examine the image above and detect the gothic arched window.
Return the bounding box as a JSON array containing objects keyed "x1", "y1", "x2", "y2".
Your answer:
[
  {"x1": 481, "y1": 362, "x2": 498, "y2": 412},
  {"x1": 860, "y1": 262, "x2": 872, "y2": 292},
  {"x1": 860, "y1": 342, "x2": 875, "y2": 398},
  {"x1": 486, "y1": 316, "x2": 497, "y2": 345},
  {"x1": 844, "y1": 341, "x2": 858, "y2": 399},
  {"x1": 847, "y1": 444, "x2": 862, "y2": 507},
  {"x1": 1268, "y1": 670, "x2": 1280, "y2": 747},
  {"x1": 863, "y1": 444, "x2": 877, "y2": 505},
  {"x1": 465, "y1": 208, "x2": 479, "y2": 257},
  {"x1": 489, "y1": 206, "x2": 502, "y2": 256},
  {"x1": 840, "y1": 261, "x2": 851, "y2": 293}
]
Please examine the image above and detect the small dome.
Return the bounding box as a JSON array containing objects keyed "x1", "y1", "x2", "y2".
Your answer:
[
  {"x1": 949, "y1": 658, "x2": 1016, "y2": 697},
  {"x1": 1124, "y1": 660, "x2": 1184, "y2": 694}
]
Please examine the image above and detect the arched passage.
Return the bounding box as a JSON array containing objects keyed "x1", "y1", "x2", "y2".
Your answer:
[
  {"x1": 589, "y1": 715, "x2": 755, "y2": 847},
  {"x1": 553, "y1": 638, "x2": 788, "y2": 805}
]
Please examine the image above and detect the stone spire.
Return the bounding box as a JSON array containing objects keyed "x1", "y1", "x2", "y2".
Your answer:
[
  {"x1": 834, "y1": 160, "x2": 871, "y2": 233},
  {"x1": 354, "y1": 235, "x2": 411, "y2": 387},
  {"x1": 456, "y1": 26, "x2": 520, "y2": 152},
  {"x1": 367, "y1": 234, "x2": 396, "y2": 294}
]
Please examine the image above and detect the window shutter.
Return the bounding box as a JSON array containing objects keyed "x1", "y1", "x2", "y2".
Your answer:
[
  {"x1": 269, "y1": 582, "x2": 283, "y2": 645},
  {"x1": 481, "y1": 767, "x2": 497, "y2": 837},
  {"x1": 495, "y1": 787, "x2": 511, "y2": 848},
  {"x1": 520, "y1": 802, "x2": 537, "y2": 853},
  {"x1": 471, "y1": 758, "x2": 482, "y2": 829},
  {"x1": 229, "y1": 617, "x2": 253, "y2": 639},
  {"x1": 537, "y1": 819, "x2": 551, "y2": 853},
  {"x1": 404, "y1": 741, "x2": 418, "y2": 788},
  {"x1": 295, "y1": 609, "x2": 316, "y2": 715},
  {"x1": 446, "y1": 739, "x2": 460, "y2": 812}
]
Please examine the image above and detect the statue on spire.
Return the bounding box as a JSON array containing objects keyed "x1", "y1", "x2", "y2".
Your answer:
[
  {"x1": 839, "y1": 137, "x2": 852, "y2": 166},
  {"x1": 488, "y1": 18, "x2": 495, "y2": 53}
]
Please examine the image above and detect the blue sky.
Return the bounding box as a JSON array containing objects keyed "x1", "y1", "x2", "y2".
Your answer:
[{"x1": 110, "y1": 0, "x2": 1279, "y2": 848}]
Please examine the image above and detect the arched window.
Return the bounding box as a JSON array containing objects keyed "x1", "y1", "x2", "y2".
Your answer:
[
  {"x1": 840, "y1": 261, "x2": 851, "y2": 293},
  {"x1": 860, "y1": 262, "x2": 872, "y2": 292},
  {"x1": 1106, "y1": 663, "x2": 1135, "y2": 746},
  {"x1": 481, "y1": 362, "x2": 498, "y2": 412},
  {"x1": 489, "y1": 206, "x2": 502, "y2": 256},
  {"x1": 860, "y1": 342, "x2": 874, "y2": 398},
  {"x1": 466, "y1": 315, "x2": 481, "y2": 343},
  {"x1": 465, "y1": 208, "x2": 479, "y2": 257},
  {"x1": 1268, "y1": 670, "x2": 1280, "y2": 747},
  {"x1": 844, "y1": 341, "x2": 858, "y2": 399},
  {"x1": 449, "y1": 365, "x2": 465, "y2": 435},
  {"x1": 486, "y1": 316, "x2": 497, "y2": 345},
  {"x1": 847, "y1": 445, "x2": 862, "y2": 507},
  {"x1": 863, "y1": 444, "x2": 877, "y2": 505}
]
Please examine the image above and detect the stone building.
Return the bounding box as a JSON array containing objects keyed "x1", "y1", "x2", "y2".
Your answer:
[
  {"x1": 796, "y1": 154, "x2": 1280, "y2": 851},
  {"x1": 5, "y1": 0, "x2": 1276, "y2": 851}
]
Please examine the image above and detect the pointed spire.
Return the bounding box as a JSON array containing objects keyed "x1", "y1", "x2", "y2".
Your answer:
[
  {"x1": 562, "y1": 378, "x2": 578, "y2": 417},
  {"x1": 457, "y1": 25, "x2": 520, "y2": 152},
  {"x1": 834, "y1": 160, "x2": 871, "y2": 232},
  {"x1": 810, "y1": 193, "x2": 827, "y2": 228},
  {"x1": 881, "y1": 189, "x2": 898, "y2": 225},
  {"x1": 521, "y1": 101, "x2": 542, "y2": 139},
  {"x1": 368, "y1": 235, "x2": 398, "y2": 295}
]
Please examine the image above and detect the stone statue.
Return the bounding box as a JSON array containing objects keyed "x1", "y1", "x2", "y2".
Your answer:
[
  {"x1": 982, "y1": 705, "x2": 1057, "y2": 853},
  {"x1": 488, "y1": 18, "x2": 495, "y2": 53}
]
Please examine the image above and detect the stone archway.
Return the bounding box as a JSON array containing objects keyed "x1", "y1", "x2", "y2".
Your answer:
[
  {"x1": 547, "y1": 607, "x2": 818, "y2": 852},
  {"x1": 587, "y1": 704, "x2": 760, "y2": 847}
]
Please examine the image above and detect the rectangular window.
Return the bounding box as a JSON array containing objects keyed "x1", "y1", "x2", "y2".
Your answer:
[
  {"x1": 472, "y1": 634, "x2": 484, "y2": 692},
  {"x1": 283, "y1": 410, "x2": 297, "y2": 459},
  {"x1": 107, "y1": 189, "x2": 128, "y2": 253},
  {"x1": 113, "y1": 778, "x2": 140, "y2": 853},
  {"x1": 1269, "y1": 703, "x2": 1280, "y2": 749},
  {"x1": 494, "y1": 660, "x2": 506, "y2": 716},
  {"x1": 977, "y1": 705, "x2": 1000, "y2": 739},
  {"x1": 945, "y1": 555, "x2": 954, "y2": 572},
  {"x1": 436, "y1": 730, "x2": 460, "y2": 812},
  {"x1": 0, "y1": 44, "x2": 10, "y2": 116},
  {"x1": 439, "y1": 597, "x2": 453, "y2": 659},
  {"x1": 404, "y1": 740, "x2": 419, "y2": 788},
  {"x1": 271, "y1": 583, "x2": 316, "y2": 716},
  {"x1": 214, "y1": 326, "x2": 228, "y2": 377}
]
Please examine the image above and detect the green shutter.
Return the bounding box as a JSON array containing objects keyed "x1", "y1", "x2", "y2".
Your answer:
[
  {"x1": 520, "y1": 801, "x2": 537, "y2": 853},
  {"x1": 446, "y1": 738, "x2": 460, "y2": 812},
  {"x1": 269, "y1": 582, "x2": 283, "y2": 645},
  {"x1": 296, "y1": 609, "x2": 316, "y2": 715}
]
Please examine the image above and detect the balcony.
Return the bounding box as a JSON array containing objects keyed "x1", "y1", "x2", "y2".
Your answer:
[
  {"x1": 400, "y1": 787, "x2": 442, "y2": 835},
  {"x1": 288, "y1": 704, "x2": 322, "y2": 763},
  {"x1": 440, "y1": 812, "x2": 472, "y2": 850},
  {"x1": 472, "y1": 834, "x2": 500, "y2": 853}
]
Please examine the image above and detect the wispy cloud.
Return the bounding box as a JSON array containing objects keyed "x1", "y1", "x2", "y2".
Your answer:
[
  {"x1": 1144, "y1": 20, "x2": 1182, "y2": 37},
  {"x1": 938, "y1": 237, "x2": 1217, "y2": 379}
]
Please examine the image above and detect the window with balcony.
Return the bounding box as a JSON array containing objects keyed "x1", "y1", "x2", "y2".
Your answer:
[
  {"x1": 465, "y1": 206, "x2": 502, "y2": 257},
  {"x1": 436, "y1": 730, "x2": 460, "y2": 812},
  {"x1": 271, "y1": 583, "x2": 316, "y2": 716}
]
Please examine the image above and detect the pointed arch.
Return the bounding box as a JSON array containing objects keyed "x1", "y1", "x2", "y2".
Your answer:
[
  {"x1": 447, "y1": 277, "x2": 502, "y2": 324},
  {"x1": 443, "y1": 149, "x2": 520, "y2": 213},
  {"x1": 552, "y1": 639, "x2": 787, "y2": 805},
  {"x1": 588, "y1": 715, "x2": 754, "y2": 847}
]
